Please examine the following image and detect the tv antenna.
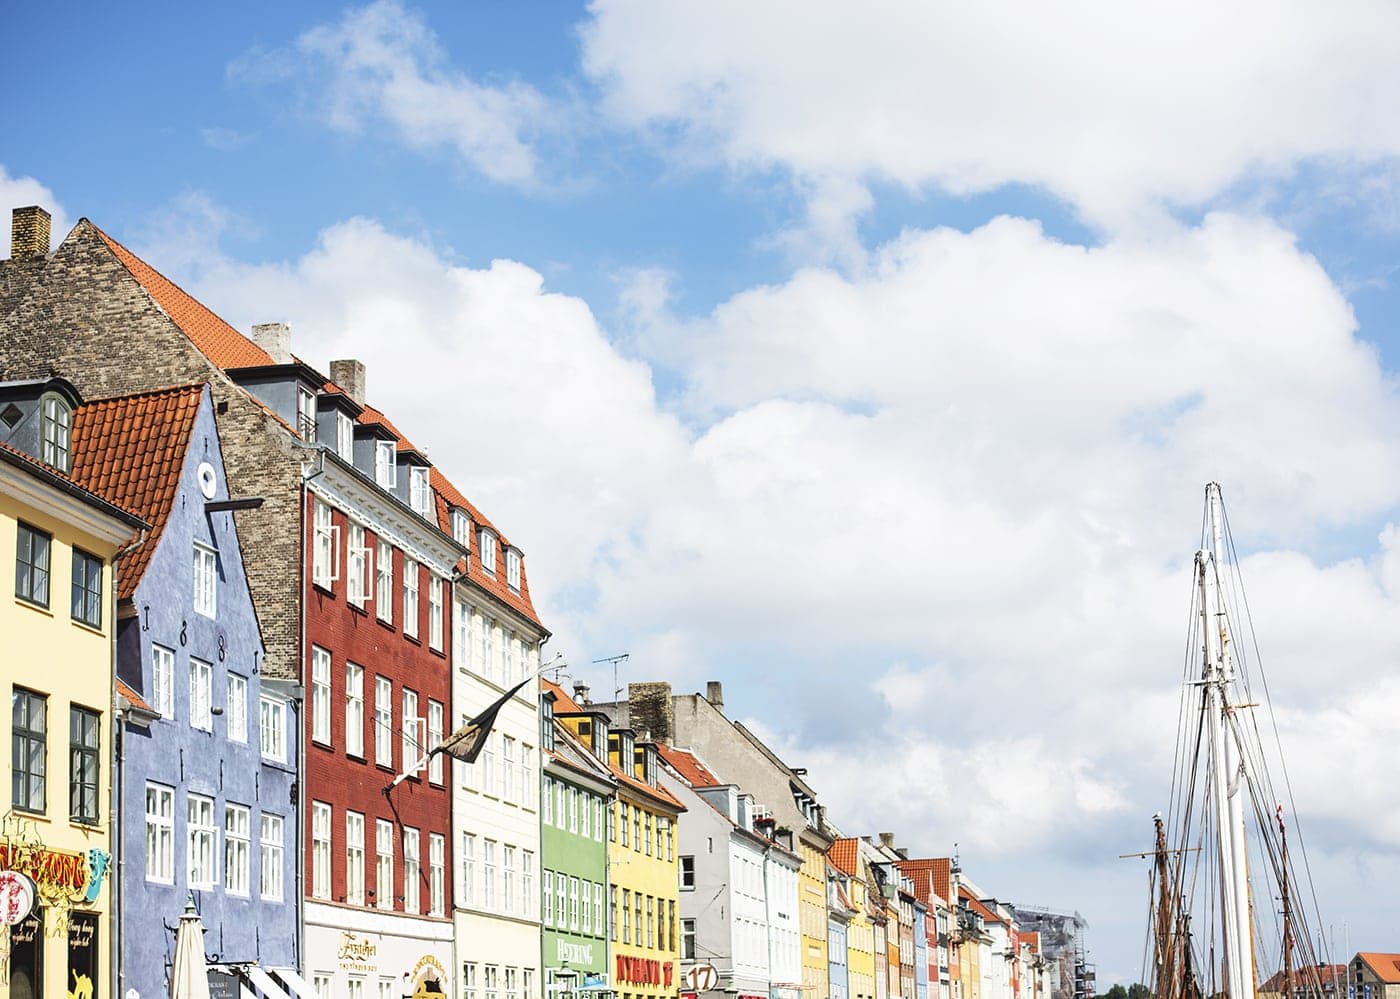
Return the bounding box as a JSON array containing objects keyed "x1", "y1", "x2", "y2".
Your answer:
[{"x1": 592, "y1": 652, "x2": 630, "y2": 701}]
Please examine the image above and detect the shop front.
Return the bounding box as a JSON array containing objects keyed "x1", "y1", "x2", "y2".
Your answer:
[
  {"x1": 305, "y1": 903, "x2": 454, "y2": 999},
  {"x1": 545, "y1": 934, "x2": 609, "y2": 999},
  {"x1": 0, "y1": 838, "x2": 110, "y2": 999}
]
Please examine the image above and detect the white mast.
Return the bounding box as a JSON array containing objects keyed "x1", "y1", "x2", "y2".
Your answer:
[{"x1": 1198, "y1": 482, "x2": 1253, "y2": 999}]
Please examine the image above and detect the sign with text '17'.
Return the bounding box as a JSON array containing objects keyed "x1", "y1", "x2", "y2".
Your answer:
[{"x1": 684, "y1": 966, "x2": 719, "y2": 993}]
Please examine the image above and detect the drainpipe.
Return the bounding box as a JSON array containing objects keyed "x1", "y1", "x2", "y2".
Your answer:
[
  {"x1": 295, "y1": 448, "x2": 322, "y2": 974},
  {"x1": 110, "y1": 528, "x2": 146, "y2": 999}
]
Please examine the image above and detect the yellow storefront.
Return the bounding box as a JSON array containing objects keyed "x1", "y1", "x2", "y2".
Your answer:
[
  {"x1": 1, "y1": 433, "x2": 141, "y2": 999},
  {"x1": 606, "y1": 729, "x2": 684, "y2": 999}
]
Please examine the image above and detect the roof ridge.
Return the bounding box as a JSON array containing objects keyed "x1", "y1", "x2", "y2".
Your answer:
[{"x1": 83, "y1": 382, "x2": 208, "y2": 405}]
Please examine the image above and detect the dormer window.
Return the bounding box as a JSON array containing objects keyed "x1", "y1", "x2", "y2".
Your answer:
[
  {"x1": 375, "y1": 440, "x2": 397, "y2": 488},
  {"x1": 451, "y1": 509, "x2": 471, "y2": 547},
  {"x1": 410, "y1": 466, "x2": 432, "y2": 517},
  {"x1": 478, "y1": 528, "x2": 496, "y2": 576},
  {"x1": 40, "y1": 393, "x2": 71, "y2": 472},
  {"x1": 335, "y1": 411, "x2": 354, "y2": 462},
  {"x1": 296, "y1": 385, "x2": 317, "y2": 440},
  {"x1": 505, "y1": 548, "x2": 521, "y2": 593}
]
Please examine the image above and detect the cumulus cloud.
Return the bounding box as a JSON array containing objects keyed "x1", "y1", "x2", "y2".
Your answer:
[
  {"x1": 581, "y1": 0, "x2": 1400, "y2": 230},
  {"x1": 233, "y1": 1, "x2": 558, "y2": 185},
  {"x1": 139, "y1": 197, "x2": 1400, "y2": 983}
]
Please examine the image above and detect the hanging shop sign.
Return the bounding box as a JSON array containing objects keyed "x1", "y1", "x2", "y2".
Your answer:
[
  {"x1": 409, "y1": 955, "x2": 448, "y2": 999},
  {"x1": 0, "y1": 870, "x2": 38, "y2": 924},
  {"x1": 0, "y1": 842, "x2": 109, "y2": 905}
]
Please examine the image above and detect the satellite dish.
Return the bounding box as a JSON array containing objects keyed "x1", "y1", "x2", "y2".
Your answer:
[{"x1": 197, "y1": 462, "x2": 219, "y2": 499}]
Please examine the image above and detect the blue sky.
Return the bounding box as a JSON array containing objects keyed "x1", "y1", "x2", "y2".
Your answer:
[{"x1": 8, "y1": 1, "x2": 1400, "y2": 984}]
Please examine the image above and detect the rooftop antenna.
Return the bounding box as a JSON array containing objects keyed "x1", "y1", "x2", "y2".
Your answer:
[
  {"x1": 541, "y1": 651, "x2": 568, "y2": 684},
  {"x1": 592, "y1": 653, "x2": 630, "y2": 701}
]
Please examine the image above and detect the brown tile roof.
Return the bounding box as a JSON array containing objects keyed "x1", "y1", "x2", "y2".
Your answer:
[
  {"x1": 1359, "y1": 955, "x2": 1400, "y2": 985},
  {"x1": 830, "y1": 837, "x2": 861, "y2": 878},
  {"x1": 1260, "y1": 966, "x2": 1347, "y2": 992},
  {"x1": 92, "y1": 225, "x2": 275, "y2": 369},
  {"x1": 70, "y1": 384, "x2": 205, "y2": 600},
  {"x1": 897, "y1": 858, "x2": 952, "y2": 905},
  {"x1": 656, "y1": 744, "x2": 722, "y2": 787},
  {"x1": 116, "y1": 678, "x2": 157, "y2": 715}
]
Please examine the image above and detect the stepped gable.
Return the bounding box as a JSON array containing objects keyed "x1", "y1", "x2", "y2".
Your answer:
[{"x1": 70, "y1": 383, "x2": 205, "y2": 599}]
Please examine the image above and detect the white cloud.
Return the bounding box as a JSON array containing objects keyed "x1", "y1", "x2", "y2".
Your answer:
[
  {"x1": 237, "y1": 1, "x2": 557, "y2": 185},
  {"x1": 143, "y1": 198, "x2": 1400, "y2": 983},
  {"x1": 581, "y1": 0, "x2": 1400, "y2": 230},
  {"x1": 0, "y1": 167, "x2": 70, "y2": 259}
]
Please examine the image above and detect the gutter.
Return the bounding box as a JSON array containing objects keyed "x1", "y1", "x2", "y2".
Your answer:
[{"x1": 111, "y1": 527, "x2": 147, "y2": 999}]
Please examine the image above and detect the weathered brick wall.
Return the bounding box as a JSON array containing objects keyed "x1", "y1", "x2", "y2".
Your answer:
[{"x1": 0, "y1": 221, "x2": 304, "y2": 679}]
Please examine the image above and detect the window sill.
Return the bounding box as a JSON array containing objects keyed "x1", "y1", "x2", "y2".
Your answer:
[
  {"x1": 404, "y1": 633, "x2": 422, "y2": 646},
  {"x1": 376, "y1": 615, "x2": 395, "y2": 631},
  {"x1": 348, "y1": 602, "x2": 368, "y2": 617},
  {"x1": 15, "y1": 596, "x2": 52, "y2": 616},
  {"x1": 71, "y1": 617, "x2": 104, "y2": 635}
]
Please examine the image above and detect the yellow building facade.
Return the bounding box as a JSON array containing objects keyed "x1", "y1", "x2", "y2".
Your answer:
[
  {"x1": 1, "y1": 441, "x2": 140, "y2": 999},
  {"x1": 799, "y1": 841, "x2": 830, "y2": 997},
  {"x1": 844, "y1": 874, "x2": 877, "y2": 999},
  {"x1": 606, "y1": 731, "x2": 683, "y2": 999}
]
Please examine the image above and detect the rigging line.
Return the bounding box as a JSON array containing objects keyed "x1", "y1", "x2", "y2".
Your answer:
[{"x1": 1220, "y1": 501, "x2": 1329, "y2": 962}]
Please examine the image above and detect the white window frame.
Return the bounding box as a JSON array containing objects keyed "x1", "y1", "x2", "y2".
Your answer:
[
  {"x1": 187, "y1": 794, "x2": 217, "y2": 889},
  {"x1": 522, "y1": 850, "x2": 534, "y2": 919},
  {"x1": 297, "y1": 384, "x2": 317, "y2": 441},
  {"x1": 376, "y1": 539, "x2": 393, "y2": 623},
  {"x1": 502, "y1": 844, "x2": 515, "y2": 914},
  {"x1": 427, "y1": 701, "x2": 444, "y2": 785},
  {"x1": 226, "y1": 674, "x2": 247, "y2": 742},
  {"x1": 376, "y1": 818, "x2": 395, "y2": 911},
  {"x1": 336, "y1": 411, "x2": 355, "y2": 462},
  {"x1": 260, "y1": 813, "x2": 284, "y2": 901},
  {"x1": 346, "y1": 662, "x2": 365, "y2": 758},
  {"x1": 346, "y1": 811, "x2": 366, "y2": 905},
  {"x1": 478, "y1": 528, "x2": 496, "y2": 576},
  {"x1": 410, "y1": 466, "x2": 432, "y2": 517},
  {"x1": 375, "y1": 440, "x2": 397, "y2": 488},
  {"x1": 483, "y1": 839, "x2": 496, "y2": 910},
  {"x1": 260, "y1": 696, "x2": 286, "y2": 762},
  {"x1": 193, "y1": 542, "x2": 217, "y2": 618},
  {"x1": 40, "y1": 393, "x2": 72, "y2": 472},
  {"x1": 542, "y1": 777, "x2": 552, "y2": 825},
  {"x1": 145, "y1": 782, "x2": 174, "y2": 883},
  {"x1": 312, "y1": 646, "x2": 331, "y2": 745},
  {"x1": 429, "y1": 832, "x2": 445, "y2": 916},
  {"x1": 452, "y1": 509, "x2": 471, "y2": 547},
  {"x1": 403, "y1": 558, "x2": 419, "y2": 639},
  {"x1": 152, "y1": 644, "x2": 175, "y2": 718},
  {"x1": 402, "y1": 689, "x2": 421, "y2": 777},
  {"x1": 542, "y1": 870, "x2": 554, "y2": 927},
  {"x1": 502, "y1": 736, "x2": 515, "y2": 803},
  {"x1": 428, "y1": 577, "x2": 443, "y2": 651},
  {"x1": 460, "y1": 832, "x2": 476, "y2": 906},
  {"x1": 453, "y1": 598, "x2": 469, "y2": 670},
  {"x1": 505, "y1": 548, "x2": 521, "y2": 592},
  {"x1": 225, "y1": 802, "x2": 251, "y2": 896},
  {"x1": 190, "y1": 658, "x2": 213, "y2": 731},
  {"x1": 311, "y1": 801, "x2": 331, "y2": 900},
  {"x1": 403, "y1": 827, "x2": 421, "y2": 914},
  {"x1": 347, "y1": 522, "x2": 368, "y2": 607},
  {"x1": 312, "y1": 499, "x2": 339, "y2": 589},
  {"x1": 375, "y1": 676, "x2": 393, "y2": 768}
]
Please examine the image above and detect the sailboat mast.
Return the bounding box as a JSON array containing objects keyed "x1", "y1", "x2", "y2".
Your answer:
[
  {"x1": 1154, "y1": 815, "x2": 1178, "y2": 999},
  {"x1": 1280, "y1": 806, "x2": 1294, "y2": 999},
  {"x1": 1200, "y1": 482, "x2": 1254, "y2": 999}
]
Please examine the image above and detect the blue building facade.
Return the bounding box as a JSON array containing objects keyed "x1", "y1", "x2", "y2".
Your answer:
[
  {"x1": 913, "y1": 904, "x2": 930, "y2": 999},
  {"x1": 107, "y1": 385, "x2": 300, "y2": 999},
  {"x1": 828, "y1": 916, "x2": 850, "y2": 999}
]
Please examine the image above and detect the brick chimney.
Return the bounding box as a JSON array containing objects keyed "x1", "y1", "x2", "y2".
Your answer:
[
  {"x1": 627, "y1": 682, "x2": 674, "y2": 746},
  {"x1": 11, "y1": 206, "x2": 51, "y2": 260},
  {"x1": 330, "y1": 358, "x2": 366, "y2": 407},
  {"x1": 251, "y1": 323, "x2": 293, "y2": 364},
  {"x1": 705, "y1": 680, "x2": 724, "y2": 711}
]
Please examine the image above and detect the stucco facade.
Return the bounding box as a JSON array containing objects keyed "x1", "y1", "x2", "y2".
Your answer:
[{"x1": 0, "y1": 381, "x2": 143, "y2": 999}]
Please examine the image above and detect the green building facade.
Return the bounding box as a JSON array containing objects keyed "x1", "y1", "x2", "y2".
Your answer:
[{"x1": 541, "y1": 683, "x2": 617, "y2": 999}]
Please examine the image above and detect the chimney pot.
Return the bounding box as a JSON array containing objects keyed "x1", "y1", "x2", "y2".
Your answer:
[
  {"x1": 706, "y1": 681, "x2": 724, "y2": 709},
  {"x1": 11, "y1": 206, "x2": 51, "y2": 260},
  {"x1": 330, "y1": 358, "x2": 367, "y2": 407},
  {"x1": 251, "y1": 322, "x2": 293, "y2": 365},
  {"x1": 572, "y1": 681, "x2": 590, "y2": 705},
  {"x1": 880, "y1": 832, "x2": 896, "y2": 849}
]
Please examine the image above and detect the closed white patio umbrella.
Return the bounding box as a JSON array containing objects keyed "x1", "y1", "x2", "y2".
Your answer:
[{"x1": 170, "y1": 894, "x2": 211, "y2": 999}]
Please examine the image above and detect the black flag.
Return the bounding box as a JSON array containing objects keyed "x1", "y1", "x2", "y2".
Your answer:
[{"x1": 432, "y1": 677, "x2": 531, "y2": 763}]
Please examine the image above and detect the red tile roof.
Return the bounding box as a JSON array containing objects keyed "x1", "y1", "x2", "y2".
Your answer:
[
  {"x1": 830, "y1": 837, "x2": 861, "y2": 878},
  {"x1": 87, "y1": 220, "x2": 543, "y2": 629},
  {"x1": 897, "y1": 858, "x2": 952, "y2": 906},
  {"x1": 116, "y1": 678, "x2": 157, "y2": 715},
  {"x1": 0, "y1": 440, "x2": 143, "y2": 533},
  {"x1": 1358, "y1": 955, "x2": 1400, "y2": 985},
  {"x1": 70, "y1": 384, "x2": 205, "y2": 600},
  {"x1": 542, "y1": 678, "x2": 585, "y2": 713},
  {"x1": 656, "y1": 744, "x2": 722, "y2": 787},
  {"x1": 93, "y1": 225, "x2": 275, "y2": 369}
]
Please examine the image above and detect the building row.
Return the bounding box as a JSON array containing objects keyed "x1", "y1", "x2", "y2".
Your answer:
[{"x1": 0, "y1": 204, "x2": 1073, "y2": 999}]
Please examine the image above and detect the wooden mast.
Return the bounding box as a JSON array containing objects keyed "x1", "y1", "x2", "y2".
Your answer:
[{"x1": 1279, "y1": 805, "x2": 1294, "y2": 999}]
